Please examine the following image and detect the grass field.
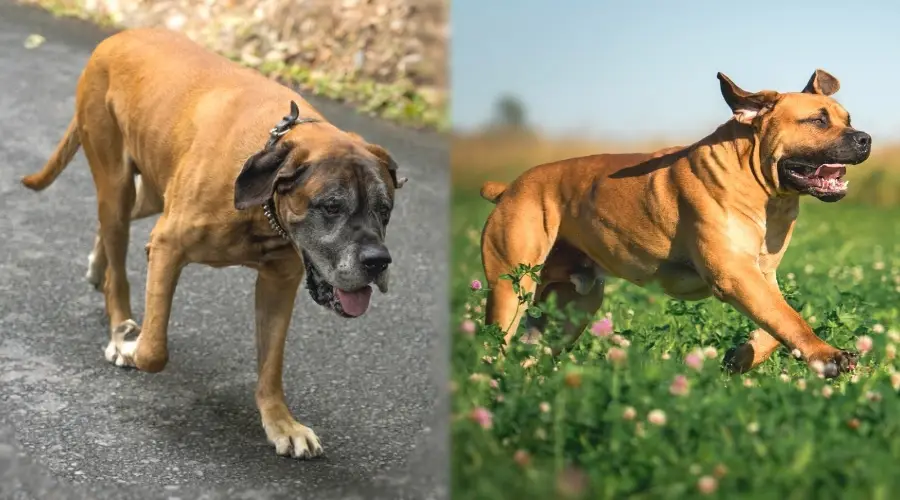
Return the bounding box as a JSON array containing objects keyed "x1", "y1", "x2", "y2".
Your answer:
[{"x1": 450, "y1": 185, "x2": 900, "y2": 499}]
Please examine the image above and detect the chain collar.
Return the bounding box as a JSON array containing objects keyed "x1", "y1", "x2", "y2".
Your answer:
[{"x1": 262, "y1": 197, "x2": 290, "y2": 241}]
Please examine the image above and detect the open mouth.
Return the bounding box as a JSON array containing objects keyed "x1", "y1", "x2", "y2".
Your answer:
[
  {"x1": 780, "y1": 160, "x2": 848, "y2": 199},
  {"x1": 302, "y1": 251, "x2": 373, "y2": 318}
]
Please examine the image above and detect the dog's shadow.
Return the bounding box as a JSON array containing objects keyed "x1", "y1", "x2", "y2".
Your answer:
[{"x1": 83, "y1": 272, "x2": 336, "y2": 475}]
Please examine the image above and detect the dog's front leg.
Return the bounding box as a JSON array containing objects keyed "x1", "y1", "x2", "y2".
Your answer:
[
  {"x1": 722, "y1": 271, "x2": 788, "y2": 373},
  {"x1": 699, "y1": 251, "x2": 856, "y2": 377},
  {"x1": 105, "y1": 234, "x2": 184, "y2": 372},
  {"x1": 254, "y1": 265, "x2": 324, "y2": 459}
]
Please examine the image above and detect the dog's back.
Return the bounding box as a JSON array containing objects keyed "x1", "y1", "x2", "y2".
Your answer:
[{"x1": 22, "y1": 28, "x2": 314, "y2": 195}]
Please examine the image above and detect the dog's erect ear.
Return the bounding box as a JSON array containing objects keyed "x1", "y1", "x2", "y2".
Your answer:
[
  {"x1": 717, "y1": 72, "x2": 780, "y2": 125},
  {"x1": 802, "y1": 69, "x2": 840, "y2": 96},
  {"x1": 234, "y1": 144, "x2": 305, "y2": 210}
]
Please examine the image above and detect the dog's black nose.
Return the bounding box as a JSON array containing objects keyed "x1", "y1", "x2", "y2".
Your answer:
[
  {"x1": 359, "y1": 244, "x2": 392, "y2": 276},
  {"x1": 852, "y1": 131, "x2": 872, "y2": 150}
]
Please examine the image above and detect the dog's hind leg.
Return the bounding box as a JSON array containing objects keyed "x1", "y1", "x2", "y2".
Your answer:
[
  {"x1": 86, "y1": 166, "x2": 164, "y2": 291},
  {"x1": 481, "y1": 194, "x2": 561, "y2": 346},
  {"x1": 522, "y1": 244, "x2": 607, "y2": 354},
  {"x1": 253, "y1": 261, "x2": 324, "y2": 459},
  {"x1": 81, "y1": 123, "x2": 135, "y2": 332}
]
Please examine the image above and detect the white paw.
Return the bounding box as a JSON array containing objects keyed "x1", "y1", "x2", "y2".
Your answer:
[
  {"x1": 104, "y1": 319, "x2": 140, "y2": 368},
  {"x1": 263, "y1": 419, "x2": 324, "y2": 459},
  {"x1": 85, "y1": 246, "x2": 104, "y2": 291}
]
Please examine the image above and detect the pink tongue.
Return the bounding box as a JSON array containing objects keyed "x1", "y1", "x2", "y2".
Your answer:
[
  {"x1": 814, "y1": 164, "x2": 846, "y2": 179},
  {"x1": 336, "y1": 286, "x2": 373, "y2": 317}
]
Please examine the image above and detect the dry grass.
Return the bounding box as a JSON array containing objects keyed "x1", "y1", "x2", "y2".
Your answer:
[
  {"x1": 452, "y1": 130, "x2": 900, "y2": 206},
  {"x1": 20, "y1": 0, "x2": 447, "y2": 129}
]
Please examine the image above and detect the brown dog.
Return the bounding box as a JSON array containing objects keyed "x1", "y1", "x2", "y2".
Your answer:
[
  {"x1": 480, "y1": 70, "x2": 871, "y2": 377},
  {"x1": 20, "y1": 28, "x2": 406, "y2": 459}
]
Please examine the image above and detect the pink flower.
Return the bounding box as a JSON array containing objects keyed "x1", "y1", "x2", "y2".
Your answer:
[
  {"x1": 469, "y1": 407, "x2": 493, "y2": 429},
  {"x1": 669, "y1": 374, "x2": 690, "y2": 396},
  {"x1": 887, "y1": 344, "x2": 896, "y2": 360},
  {"x1": 810, "y1": 360, "x2": 825, "y2": 376},
  {"x1": 606, "y1": 347, "x2": 628, "y2": 365},
  {"x1": 622, "y1": 406, "x2": 636, "y2": 420},
  {"x1": 743, "y1": 378, "x2": 755, "y2": 388},
  {"x1": 490, "y1": 379, "x2": 499, "y2": 389},
  {"x1": 685, "y1": 351, "x2": 704, "y2": 371},
  {"x1": 647, "y1": 409, "x2": 666, "y2": 426},
  {"x1": 611, "y1": 334, "x2": 631, "y2": 347},
  {"x1": 821, "y1": 386, "x2": 833, "y2": 398},
  {"x1": 460, "y1": 319, "x2": 476, "y2": 336},
  {"x1": 555, "y1": 466, "x2": 588, "y2": 498},
  {"x1": 539, "y1": 402, "x2": 551, "y2": 413},
  {"x1": 857, "y1": 335, "x2": 873, "y2": 354},
  {"x1": 697, "y1": 475, "x2": 718, "y2": 495},
  {"x1": 891, "y1": 372, "x2": 900, "y2": 391},
  {"x1": 703, "y1": 346, "x2": 718, "y2": 359},
  {"x1": 470, "y1": 279, "x2": 482, "y2": 291},
  {"x1": 590, "y1": 317, "x2": 614, "y2": 337}
]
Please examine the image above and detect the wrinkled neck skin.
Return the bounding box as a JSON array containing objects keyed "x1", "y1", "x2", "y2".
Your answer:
[{"x1": 686, "y1": 119, "x2": 795, "y2": 220}]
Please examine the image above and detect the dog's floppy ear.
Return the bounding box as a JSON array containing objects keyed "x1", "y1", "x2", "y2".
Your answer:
[
  {"x1": 802, "y1": 69, "x2": 840, "y2": 96},
  {"x1": 365, "y1": 143, "x2": 407, "y2": 189},
  {"x1": 717, "y1": 72, "x2": 779, "y2": 125},
  {"x1": 346, "y1": 132, "x2": 408, "y2": 189},
  {"x1": 234, "y1": 143, "x2": 307, "y2": 210}
]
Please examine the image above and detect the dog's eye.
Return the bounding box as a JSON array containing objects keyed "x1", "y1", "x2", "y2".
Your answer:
[
  {"x1": 811, "y1": 116, "x2": 828, "y2": 128},
  {"x1": 321, "y1": 201, "x2": 342, "y2": 216},
  {"x1": 374, "y1": 206, "x2": 391, "y2": 224}
]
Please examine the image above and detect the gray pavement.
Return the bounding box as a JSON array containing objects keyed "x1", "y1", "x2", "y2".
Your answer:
[{"x1": 0, "y1": 2, "x2": 448, "y2": 499}]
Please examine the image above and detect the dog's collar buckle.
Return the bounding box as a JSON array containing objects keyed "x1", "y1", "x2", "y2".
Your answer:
[
  {"x1": 262, "y1": 198, "x2": 290, "y2": 241},
  {"x1": 265, "y1": 100, "x2": 321, "y2": 149}
]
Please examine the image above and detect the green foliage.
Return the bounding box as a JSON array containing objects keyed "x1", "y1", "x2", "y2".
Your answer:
[{"x1": 452, "y1": 191, "x2": 900, "y2": 499}]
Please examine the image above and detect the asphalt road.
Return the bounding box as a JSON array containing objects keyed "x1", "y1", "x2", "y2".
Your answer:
[{"x1": 0, "y1": 3, "x2": 448, "y2": 499}]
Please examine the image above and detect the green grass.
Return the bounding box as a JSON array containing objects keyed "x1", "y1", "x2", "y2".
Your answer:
[{"x1": 451, "y1": 189, "x2": 900, "y2": 500}]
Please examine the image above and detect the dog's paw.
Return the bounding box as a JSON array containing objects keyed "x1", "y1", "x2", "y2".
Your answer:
[
  {"x1": 810, "y1": 350, "x2": 858, "y2": 378},
  {"x1": 85, "y1": 249, "x2": 105, "y2": 291},
  {"x1": 104, "y1": 319, "x2": 140, "y2": 368},
  {"x1": 263, "y1": 418, "x2": 324, "y2": 459},
  {"x1": 722, "y1": 345, "x2": 751, "y2": 374}
]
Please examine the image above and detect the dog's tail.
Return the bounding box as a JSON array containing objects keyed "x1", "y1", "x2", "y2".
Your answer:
[
  {"x1": 480, "y1": 181, "x2": 508, "y2": 204},
  {"x1": 21, "y1": 116, "x2": 81, "y2": 191}
]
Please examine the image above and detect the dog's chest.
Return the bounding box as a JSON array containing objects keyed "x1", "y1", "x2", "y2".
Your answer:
[
  {"x1": 758, "y1": 199, "x2": 800, "y2": 272},
  {"x1": 180, "y1": 219, "x2": 296, "y2": 268}
]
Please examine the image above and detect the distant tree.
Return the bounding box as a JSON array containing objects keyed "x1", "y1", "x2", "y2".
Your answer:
[{"x1": 491, "y1": 94, "x2": 528, "y2": 131}]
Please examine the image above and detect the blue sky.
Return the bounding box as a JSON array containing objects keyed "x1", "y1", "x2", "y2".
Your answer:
[{"x1": 452, "y1": 1, "x2": 900, "y2": 142}]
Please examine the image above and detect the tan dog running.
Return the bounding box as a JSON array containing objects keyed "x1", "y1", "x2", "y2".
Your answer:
[
  {"x1": 480, "y1": 69, "x2": 871, "y2": 378},
  {"x1": 20, "y1": 28, "x2": 407, "y2": 459}
]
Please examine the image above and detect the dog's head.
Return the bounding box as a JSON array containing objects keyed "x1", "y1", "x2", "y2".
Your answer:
[
  {"x1": 233, "y1": 104, "x2": 406, "y2": 318},
  {"x1": 718, "y1": 69, "x2": 871, "y2": 202}
]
